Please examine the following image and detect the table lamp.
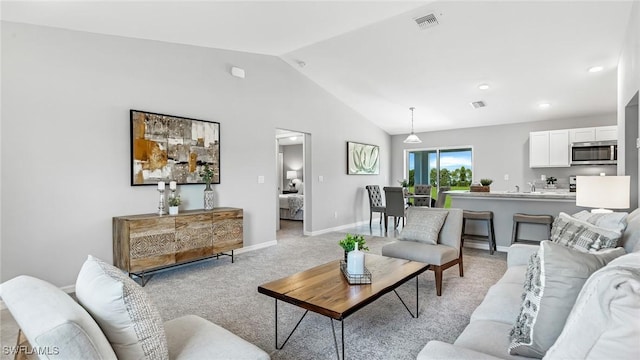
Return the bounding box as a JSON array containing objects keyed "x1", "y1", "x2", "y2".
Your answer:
[
  {"x1": 576, "y1": 175, "x2": 630, "y2": 213},
  {"x1": 286, "y1": 171, "x2": 297, "y2": 190}
]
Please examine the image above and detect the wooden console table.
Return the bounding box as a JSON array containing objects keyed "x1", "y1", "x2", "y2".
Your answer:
[{"x1": 113, "y1": 208, "x2": 243, "y2": 285}]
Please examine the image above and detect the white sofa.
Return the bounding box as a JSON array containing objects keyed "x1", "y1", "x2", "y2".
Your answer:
[
  {"x1": 0, "y1": 256, "x2": 270, "y2": 360},
  {"x1": 417, "y1": 210, "x2": 640, "y2": 360}
]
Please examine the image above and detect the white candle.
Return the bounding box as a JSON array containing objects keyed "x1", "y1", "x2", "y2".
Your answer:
[
  {"x1": 169, "y1": 181, "x2": 177, "y2": 190},
  {"x1": 158, "y1": 181, "x2": 165, "y2": 190}
]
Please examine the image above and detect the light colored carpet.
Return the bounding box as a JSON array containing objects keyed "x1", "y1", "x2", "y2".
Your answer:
[
  {"x1": 145, "y1": 232, "x2": 507, "y2": 359},
  {"x1": 0, "y1": 232, "x2": 508, "y2": 360}
]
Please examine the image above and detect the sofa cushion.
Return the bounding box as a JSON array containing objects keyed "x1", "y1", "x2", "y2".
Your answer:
[
  {"x1": 508, "y1": 241, "x2": 625, "y2": 358},
  {"x1": 550, "y1": 212, "x2": 622, "y2": 252},
  {"x1": 571, "y1": 210, "x2": 628, "y2": 232},
  {"x1": 381, "y1": 240, "x2": 458, "y2": 266},
  {"x1": 545, "y1": 252, "x2": 640, "y2": 360},
  {"x1": 399, "y1": 208, "x2": 448, "y2": 245},
  {"x1": 470, "y1": 282, "x2": 525, "y2": 324},
  {"x1": 0, "y1": 275, "x2": 117, "y2": 360},
  {"x1": 165, "y1": 315, "x2": 270, "y2": 360},
  {"x1": 454, "y1": 320, "x2": 531, "y2": 360},
  {"x1": 76, "y1": 255, "x2": 169, "y2": 360},
  {"x1": 620, "y1": 214, "x2": 640, "y2": 253}
]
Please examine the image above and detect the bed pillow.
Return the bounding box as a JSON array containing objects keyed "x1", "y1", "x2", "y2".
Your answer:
[
  {"x1": 550, "y1": 212, "x2": 622, "y2": 252},
  {"x1": 399, "y1": 208, "x2": 448, "y2": 245},
  {"x1": 508, "y1": 241, "x2": 625, "y2": 358},
  {"x1": 75, "y1": 255, "x2": 169, "y2": 360}
]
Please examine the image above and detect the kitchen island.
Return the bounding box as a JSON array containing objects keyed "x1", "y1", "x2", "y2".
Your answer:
[{"x1": 447, "y1": 190, "x2": 585, "y2": 251}]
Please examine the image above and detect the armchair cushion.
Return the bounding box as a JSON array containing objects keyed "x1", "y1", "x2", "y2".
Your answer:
[
  {"x1": 508, "y1": 241, "x2": 625, "y2": 358},
  {"x1": 381, "y1": 241, "x2": 458, "y2": 266},
  {"x1": 399, "y1": 208, "x2": 448, "y2": 245},
  {"x1": 76, "y1": 255, "x2": 169, "y2": 360}
]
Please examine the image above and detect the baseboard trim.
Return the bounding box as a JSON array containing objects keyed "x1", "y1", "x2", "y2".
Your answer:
[
  {"x1": 236, "y1": 240, "x2": 278, "y2": 254},
  {"x1": 306, "y1": 219, "x2": 370, "y2": 237},
  {"x1": 463, "y1": 239, "x2": 508, "y2": 253}
]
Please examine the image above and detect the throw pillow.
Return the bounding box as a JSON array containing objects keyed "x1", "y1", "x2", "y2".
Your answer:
[
  {"x1": 75, "y1": 255, "x2": 169, "y2": 360},
  {"x1": 550, "y1": 212, "x2": 622, "y2": 252},
  {"x1": 571, "y1": 210, "x2": 628, "y2": 233},
  {"x1": 399, "y1": 208, "x2": 448, "y2": 245},
  {"x1": 508, "y1": 241, "x2": 625, "y2": 358}
]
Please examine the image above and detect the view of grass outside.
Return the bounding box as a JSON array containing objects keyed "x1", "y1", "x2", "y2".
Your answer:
[{"x1": 407, "y1": 148, "x2": 473, "y2": 207}]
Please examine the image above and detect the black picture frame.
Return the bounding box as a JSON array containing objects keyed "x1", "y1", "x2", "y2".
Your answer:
[
  {"x1": 347, "y1": 141, "x2": 380, "y2": 175},
  {"x1": 130, "y1": 109, "x2": 220, "y2": 186}
]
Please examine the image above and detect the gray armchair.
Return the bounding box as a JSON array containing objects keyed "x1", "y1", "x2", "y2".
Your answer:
[{"x1": 381, "y1": 207, "x2": 463, "y2": 296}]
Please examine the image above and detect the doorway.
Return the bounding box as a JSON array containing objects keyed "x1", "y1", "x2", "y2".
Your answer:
[
  {"x1": 275, "y1": 129, "x2": 309, "y2": 239},
  {"x1": 625, "y1": 91, "x2": 639, "y2": 209}
]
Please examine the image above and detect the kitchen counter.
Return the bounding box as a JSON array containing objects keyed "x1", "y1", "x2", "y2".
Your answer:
[
  {"x1": 446, "y1": 190, "x2": 576, "y2": 201},
  {"x1": 446, "y1": 190, "x2": 584, "y2": 251}
]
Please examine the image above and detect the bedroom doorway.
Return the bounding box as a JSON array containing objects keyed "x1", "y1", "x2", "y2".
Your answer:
[{"x1": 275, "y1": 129, "x2": 309, "y2": 239}]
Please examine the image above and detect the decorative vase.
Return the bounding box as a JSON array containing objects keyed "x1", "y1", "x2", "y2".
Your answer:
[
  {"x1": 169, "y1": 206, "x2": 179, "y2": 215},
  {"x1": 204, "y1": 183, "x2": 214, "y2": 210}
]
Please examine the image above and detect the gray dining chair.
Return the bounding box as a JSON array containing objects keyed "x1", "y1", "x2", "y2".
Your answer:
[
  {"x1": 365, "y1": 185, "x2": 386, "y2": 227},
  {"x1": 413, "y1": 184, "x2": 432, "y2": 206},
  {"x1": 434, "y1": 187, "x2": 450, "y2": 208},
  {"x1": 383, "y1": 186, "x2": 408, "y2": 230}
]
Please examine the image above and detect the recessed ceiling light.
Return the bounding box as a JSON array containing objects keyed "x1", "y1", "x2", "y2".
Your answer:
[
  {"x1": 588, "y1": 66, "x2": 603, "y2": 73},
  {"x1": 538, "y1": 103, "x2": 551, "y2": 109},
  {"x1": 478, "y1": 84, "x2": 490, "y2": 90}
]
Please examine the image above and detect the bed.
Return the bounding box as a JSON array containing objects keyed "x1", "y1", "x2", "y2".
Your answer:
[{"x1": 279, "y1": 193, "x2": 304, "y2": 220}]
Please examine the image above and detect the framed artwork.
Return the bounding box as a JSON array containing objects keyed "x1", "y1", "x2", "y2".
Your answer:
[
  {"x1": 130, "y1": 110, "x2": 220, "y2": 186},
  {"x1": 347, "y1": 141, "x2": 380, "y2": 175}
]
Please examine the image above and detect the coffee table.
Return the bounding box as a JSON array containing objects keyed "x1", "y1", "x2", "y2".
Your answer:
[{"x1": 258, "y1": 253, "x2": 429, "y2": 359}]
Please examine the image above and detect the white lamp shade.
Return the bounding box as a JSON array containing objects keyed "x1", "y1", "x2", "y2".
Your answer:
[
  {"x1": 286, "y1": 171, "x2": 297, "y2": 180},
  {"x1": 576, "y1": 175, "x2": 630, "y2": 210}
]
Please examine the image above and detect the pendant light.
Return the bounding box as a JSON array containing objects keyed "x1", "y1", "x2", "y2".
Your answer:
[{"x1": 403, "y1": 107, "x2": 422, "y2": 143}]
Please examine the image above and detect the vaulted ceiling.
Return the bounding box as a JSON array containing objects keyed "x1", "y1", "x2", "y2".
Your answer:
[{"x1": 2, "y1": 1, "x2": 634, "y2": 134}]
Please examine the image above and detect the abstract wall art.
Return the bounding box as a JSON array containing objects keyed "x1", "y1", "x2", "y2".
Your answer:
[
  {"x1": 130, "y1": 110, "x2": 220, "y2": 186},
  {"x1": 347, "y1": 141, "x2": 380, "y2": 175}
]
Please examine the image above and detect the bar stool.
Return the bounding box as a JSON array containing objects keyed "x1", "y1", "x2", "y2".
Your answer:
[
  {"x1": 511, "y1": 213, "x2": 554, "y2": 244},
  {"x1": 461, "y1": 210, "x2": 496, "y2": 255}
]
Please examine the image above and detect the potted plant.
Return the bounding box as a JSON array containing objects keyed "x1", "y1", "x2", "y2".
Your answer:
[
  {"x1": 471, "y1": 179, "x2": 493, "y2": 192},
  {"x1": 339, "y1": 234, "x2": 369, "y2": 260},
  {"x1": 168, "y1": 196, "x2": 181, "y2": 215},
  {"x1": 199, "y1": 164, "x2": 215, "y2": 210}
]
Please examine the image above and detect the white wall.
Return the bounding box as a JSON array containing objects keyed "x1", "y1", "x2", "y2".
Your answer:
[
  {"x1": 391, "y1": 113, "x2": 617, "y2": 191},
  {"x1": 1, "y1": 22, "x2": 390, "y2": 286}
]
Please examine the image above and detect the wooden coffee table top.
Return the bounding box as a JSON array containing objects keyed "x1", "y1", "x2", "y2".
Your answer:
[{"x1": 258, "y1": 254, "x2": 429, "y2": 320}]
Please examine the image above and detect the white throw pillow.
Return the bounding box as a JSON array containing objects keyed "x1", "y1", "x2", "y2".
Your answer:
[
  {"x1": 550, "y1": 212, "x2": 622, "y2": 252},
  {"x1": 75, "y1": 255, "x2": 169, "y2": 360}
]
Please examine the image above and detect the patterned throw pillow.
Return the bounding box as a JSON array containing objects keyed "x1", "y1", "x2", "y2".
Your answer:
[
  {"x1": 76, "y1": 255, "x2": 169, "y2": 360},
  {"x1": 509, "y1": 241, "x2": 625, "y2": 358},
  {"x1": 399, "y1": 208, "x2": 448, "y2": 245},
  {"x1": 550, "y1": 212, "x2": 622, "y2": 252},
  {"x1": 571, "y1": 210, "x2": 628, "y2": 233}
]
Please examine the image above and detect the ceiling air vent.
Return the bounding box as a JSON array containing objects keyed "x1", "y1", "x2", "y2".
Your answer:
[
  {"x1": 414, "y1": 13, "x2": 439, "y2": 30},
  {"x1": 470, "y1": 101, "x2": 486, "y2": 109}
]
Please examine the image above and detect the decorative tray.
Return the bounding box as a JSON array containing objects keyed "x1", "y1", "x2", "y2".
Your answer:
[{"x1": 340, "y1": 260, "x2": 372, "y2": 285}]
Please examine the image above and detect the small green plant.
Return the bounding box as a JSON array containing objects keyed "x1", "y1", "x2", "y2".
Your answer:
[
  {"x1": 168, "y1": 196, "x2": 181, "y2": 207},
  {"x1": 546, "y1": 176, "x2": 557, "y2": 185},
  {"x1": 397, "y1": 179, "x2": 409, "y2": 187},
  {"x1": 338, "y1": 234, "x2": 369, "y2": 252},
  {"x1": 480, "y1": 178, "x2": 493, "y2": 186},
  {"x1": 199, "y1": 164, "x2": 214, "y2": 186}
]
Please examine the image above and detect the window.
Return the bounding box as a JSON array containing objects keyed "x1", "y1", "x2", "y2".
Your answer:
[{"x1": 407, "y1": 147, "x2": 473, "y2": 191}]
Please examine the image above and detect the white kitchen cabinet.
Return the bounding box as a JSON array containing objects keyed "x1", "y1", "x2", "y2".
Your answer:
[
  {"x1": 569, "y1": 127, "x2": 595, "y2": 143},
  {"x1": 595, "y1": 125, "x2": 618, "y2": 141},
  {"x1": 569, "y1": 126, "x2": 618, "y2": 143},
  {"x1": 530, "y1": 130, "x2": 569, "y2": 168}
]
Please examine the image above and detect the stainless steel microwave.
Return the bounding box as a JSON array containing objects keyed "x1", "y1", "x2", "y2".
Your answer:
[{"x1": 570, "y1": 141, "x2": 617, "y2": 165}]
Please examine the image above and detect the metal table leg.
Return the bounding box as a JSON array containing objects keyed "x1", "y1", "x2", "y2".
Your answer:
[
  {"x1": 274, "y1": 299, "x2": 308, "y2": 350},
  {"x1": 393, "y1": 275, "x2": 419, "y2": 318}
]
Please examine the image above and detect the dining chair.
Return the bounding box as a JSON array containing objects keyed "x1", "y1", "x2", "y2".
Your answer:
[
  {"x1": 383, "y1": 186, "x2": 408, "y2": 230},
  {"x1": 413, "y1": 184, "x2": 432, "y2": 206},
  {"x1": 433, "y1": 187, "x2": 451, "y2": 208},
  {"x1": 365, "y1": 185, "x2": 386, "y2": 227}
]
